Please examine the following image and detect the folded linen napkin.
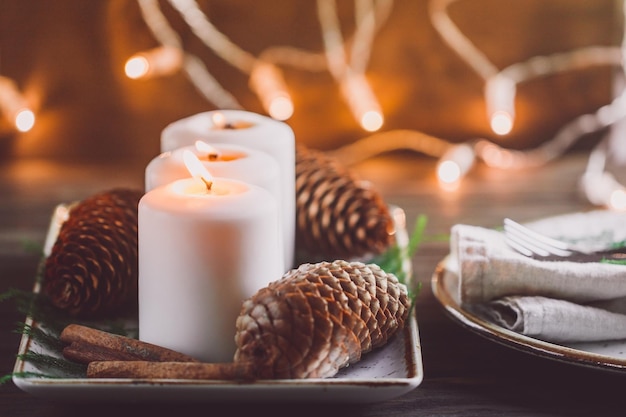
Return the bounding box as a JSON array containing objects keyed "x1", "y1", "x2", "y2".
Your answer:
[
  {"x1": 450, "y1": 211, "x2": 626, "y2": 343},
  {"x1": 473, "y1": 296, "x2": 626, "y2": 343}
]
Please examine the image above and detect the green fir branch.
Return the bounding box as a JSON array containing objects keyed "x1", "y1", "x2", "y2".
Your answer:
[
  {"x1": 1, "y1": 371, "x2": 58, "y2": 384},
  {"x1": 1, "y1": 254, "x2": 136, "y2": 382},
  {"x1": 14, "y1": 322, "x2": 64, "y2": 352},
  {"x1": 20, "y1": 239, "x2": 44, "y2": 256},
  {"x1": 374, "y1": 214, "x2": 429, "y2": 304},
  {"x1": 610, "y1": 240, "x2": 626, "y2": 249},
  {"x1": 16, "y1": 351, "x2": 86, "y2": 378},
  {"x1": 0, "y1": 287, "x2": 74, "y2": 335},
  {"x1": 601, "y1": 258, "x2": 626, "y2": 266}
]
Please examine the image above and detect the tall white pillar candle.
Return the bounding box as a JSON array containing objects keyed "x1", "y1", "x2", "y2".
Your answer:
[
  {"x1": 138, "y1": 175, "x2": 283, "y2": 362},
  {"x1": 160, "y1": 110, "x2": 296, "y2": 268}
]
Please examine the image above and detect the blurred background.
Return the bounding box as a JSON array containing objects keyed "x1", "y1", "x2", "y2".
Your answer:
[{"x1": 0, "y1": 0, "x2": 621, "y2": 163}]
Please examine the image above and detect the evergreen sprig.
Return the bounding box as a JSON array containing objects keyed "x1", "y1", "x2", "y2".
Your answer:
[
  {"x1": 1, "y1": 255, "x2": 135, "y2": 383},
  {"x1": 373, "y1": 214, "x2": 429, "y2": 303},
  {"x1": 16, "y1": 351, "x2": 86, "y2": 378},
  {"x1": 14, "y1": 322, "x2": 64, "y2": 352}
]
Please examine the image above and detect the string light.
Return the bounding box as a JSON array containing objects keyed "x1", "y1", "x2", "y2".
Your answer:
[
  {"x1": 317, "y1": 0, "x2": 385, "y2": 131},
  {"x1": 137, "y1": 0, "x2": 242, "y2": 109},
  {"x1": 484, "y1": 46, "x2": 622, "y2": 136},
  {"x1": 436, "y1": 143, "x2": 475, "y2": 190},
  {"x1": 578, "y1": 132, "x2": 626, "y2": 211},
  {"x1": 167, "y1": 0, "x2": 295, "y2": 119},
  {"x1": 131, "y1": 0, "x2": 392, "y2": 127},
  {"x1": 339, "y1": 71, "x2": 384, "y2": 132},
  {"x1": 327, "y1": 129, "x2": 452, "y2": 166},
  {"x1": 248, "y1": 62, "x2": 294, "y2": 121},
  {"x1": 431, "y1": 0, "x2": 625, "y2": 139},
  {"x1": 427, "y1": 0, "x2": 626, "y2": 203},
  {"x1": 429, "y1": 0, "x2": 499, "y2": 81},
  {"x1": 0, "y1": 75, "x2": 35, "y2": 133},
  {"x1": 14, "y1": 109, "x2": 35, "y2": 132},
  {"x1": 484, "y1": 75, "x2": 516, "y2": 135},
  {"x1": 577, "y1": 1, "x2": 626, "y2": 210},
  {"x1": 126, "y1": 0, "x2": 626, "y2": 200},
  {"x1": 124, "y1": 46, "x2": 183, "y2": 79},
  {"x1": 580, "y1": 171, "x2": 626, "y2": 210}
]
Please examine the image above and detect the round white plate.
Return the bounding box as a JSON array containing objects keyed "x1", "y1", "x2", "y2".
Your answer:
[{"x1": 432, "y1": 210, "x2": 626, "y2": 373}]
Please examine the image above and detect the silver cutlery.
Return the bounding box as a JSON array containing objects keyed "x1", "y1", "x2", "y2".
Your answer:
[{"x1": 503, "y1": 218, "x2": 626, "y2": 263}]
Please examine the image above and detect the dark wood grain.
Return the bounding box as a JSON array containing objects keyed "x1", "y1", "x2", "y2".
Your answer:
[{"x1": 1, "y1": 152, "x2": 625, "y2": 416}]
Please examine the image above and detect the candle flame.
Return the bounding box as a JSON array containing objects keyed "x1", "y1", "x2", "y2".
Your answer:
[
  {"x1": 194, "y1": 140, "x2": 221, "y2": 160},
  {"x1": 183, "y1": 150, "x2": 213, "y2": 190},
  {"x1": 211, "y1": 112, "x2": 227, "y2": 129}
]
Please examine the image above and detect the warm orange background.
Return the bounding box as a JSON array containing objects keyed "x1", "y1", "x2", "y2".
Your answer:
[{"x1": 0, "y1": 0, "x2": 620, "y2": 162}]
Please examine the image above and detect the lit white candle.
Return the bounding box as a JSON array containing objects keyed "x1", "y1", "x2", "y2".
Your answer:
[
  {"x1": 138, "y1": 152, "x2": 283, "y2": 362},
  {"x1": 145, "y1": 142, "x2": 289, "y2": 271},
  {"x1": 160, "y1": 110, "x2": 296, "y2": 269}
]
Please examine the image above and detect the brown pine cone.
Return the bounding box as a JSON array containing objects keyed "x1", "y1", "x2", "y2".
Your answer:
[
  {"x1": 43, "y1": 188, "x2": 143, "y2": 317},
  {"x1": 234, "y1": 260, "x2": 410, "y2": 379},
  {"x1": 295, "y1": 144, "x2": 395, "y2": 260}
]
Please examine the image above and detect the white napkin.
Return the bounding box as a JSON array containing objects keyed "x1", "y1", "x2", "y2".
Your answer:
[
  {"x1": 450, "y1": 211, "x2": 626, "y2": 343},
  {"x1": 474, "y1": 296, "x2": 626, "y2": 343}
]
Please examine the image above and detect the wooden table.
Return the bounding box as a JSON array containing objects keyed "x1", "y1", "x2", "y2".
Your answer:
[{"x1": 1, "y1": 152, "x2": 625, "y2": 416}]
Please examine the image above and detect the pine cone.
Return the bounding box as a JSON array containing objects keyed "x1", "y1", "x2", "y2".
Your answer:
[
  {"x1": 43, "y1": 188, "x2": 143, "y2": 317},
  {"x1": 295, "y1": 144, "x2": 395, "y2": 260},
  {"x1": 234, "y1": 260, "x2": 410, "y2": 379}
]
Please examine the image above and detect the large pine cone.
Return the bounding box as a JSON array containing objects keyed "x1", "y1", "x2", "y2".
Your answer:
[
  {"x1": 295, "y1": 144, "x2": 395, "y2": 260},
  {"x1": 43, "y1": 188, "x2": 143, "y2": 317},
  {"x1": 234, "y1": 260, "x2": 410, "y2": 379}
]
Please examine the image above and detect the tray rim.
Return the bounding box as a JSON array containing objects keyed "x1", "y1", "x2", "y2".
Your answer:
[
  {"x1": 12, "y1": 314, "x2": 423, "y2": 403},
  {"x1": 11, "y1": 203, "x2": 423, "y2": 403}
]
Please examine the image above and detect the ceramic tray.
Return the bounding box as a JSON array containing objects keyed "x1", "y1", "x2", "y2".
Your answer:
[{"x1": 12, "y1": 204, "x2": 423, "y2": 403}]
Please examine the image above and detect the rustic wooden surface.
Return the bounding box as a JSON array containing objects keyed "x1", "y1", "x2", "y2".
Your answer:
[{"x1": 2, "y1": 151, "x2": 626, "y2": 416}]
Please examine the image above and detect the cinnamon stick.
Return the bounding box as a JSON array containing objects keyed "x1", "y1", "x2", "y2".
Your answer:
[
  {"x1": 63, "y1": 341, "x2": 142, "y2": 363},
  {"x1": 60, "y1": 324, "x2": 199, "y2": 364},
  {"x1": 86, "y1": 361, "x2": 257, "y2": 381}
]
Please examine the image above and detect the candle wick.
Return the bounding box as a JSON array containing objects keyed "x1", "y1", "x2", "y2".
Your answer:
[{"x1": 201, "y1": 177, "x2": 213, "y2": 191}]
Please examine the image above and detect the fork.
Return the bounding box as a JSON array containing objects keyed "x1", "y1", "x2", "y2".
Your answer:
[{"x1": 503, "y1": 218, "x2": 626, "y2": 262}]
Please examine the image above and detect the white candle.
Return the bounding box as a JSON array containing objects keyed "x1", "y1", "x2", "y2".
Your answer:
[
  {"x1": 145, "y1": 142, "x2": 289, "y2": 270},
  {"x1": 138, "y1": 163, "x2": 283, "y2": 362},
  {"x1": 160, "y1": 110, "x2": 296, "y2": 269}
]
